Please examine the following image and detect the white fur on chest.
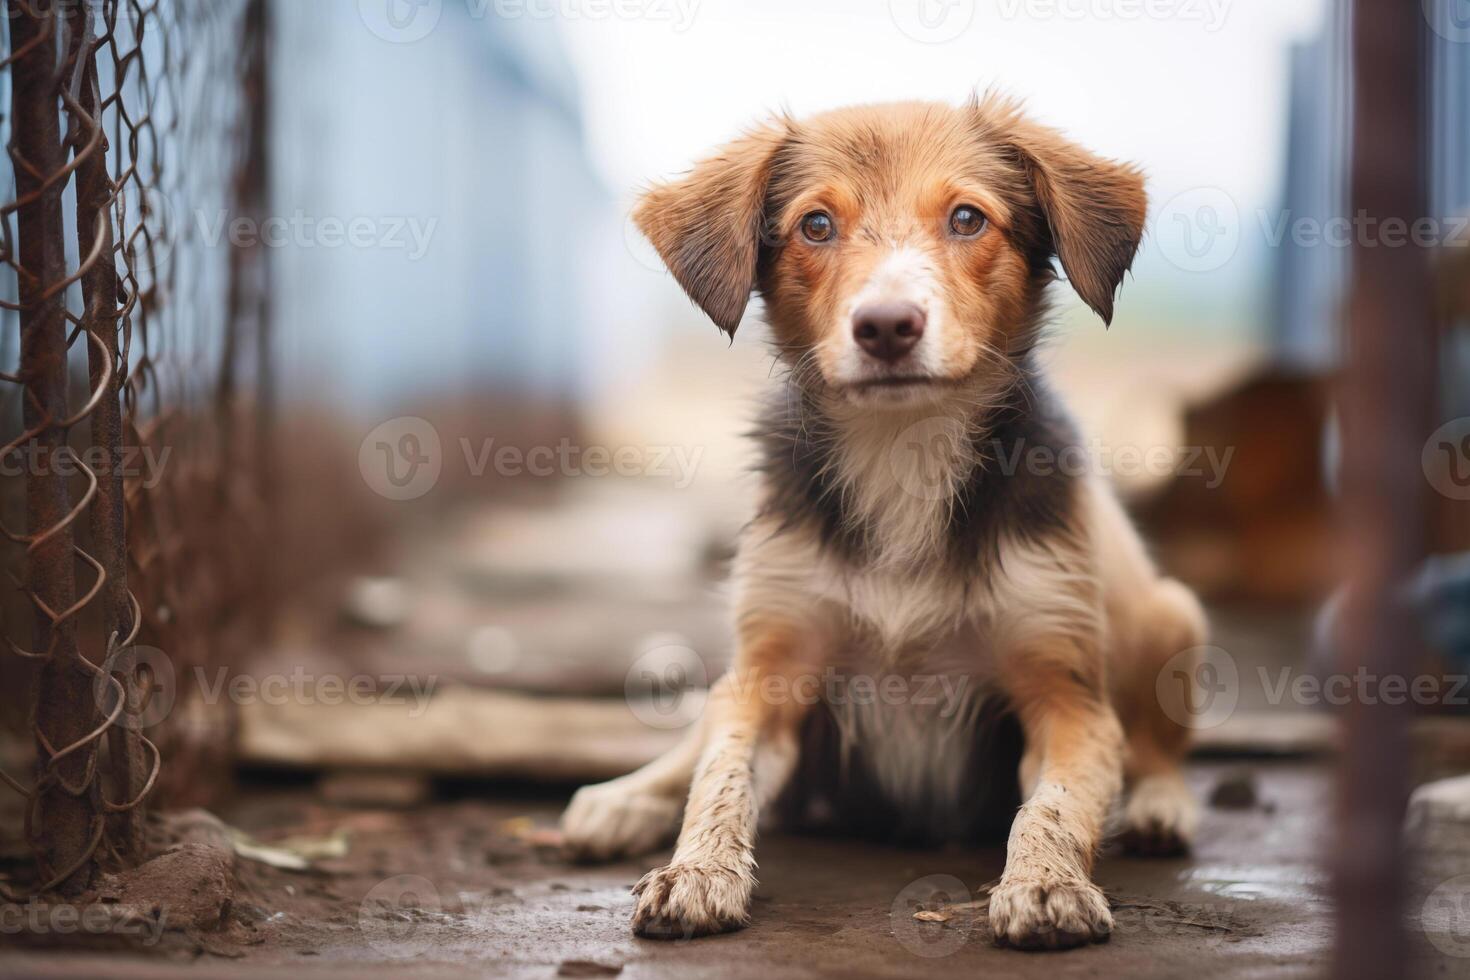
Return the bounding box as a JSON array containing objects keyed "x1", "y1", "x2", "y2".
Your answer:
[
  {"x1": 736, "y1": 520, "x2": 1097, "y2": 824},
  {"x1": 814, "y1": 559, "x2": 976, "y2": 652},
  {"x1": 804, "y1": 532, "x2": 1087, "y2": 655},
  {"x1": 826, "y1": 665, "x2": 994, "y2": 822}
]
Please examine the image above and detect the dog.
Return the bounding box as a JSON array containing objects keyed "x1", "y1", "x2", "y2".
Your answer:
[{"x1": 561, "y1": 94, "x2": 1207, "y2": 951}]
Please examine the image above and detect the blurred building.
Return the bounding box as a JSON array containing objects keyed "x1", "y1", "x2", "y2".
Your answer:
[
  {"x1": 1264, "y1": 0, "x2": 1470, "y2": 564},
  {"x1": 1147, "y1": 0, "x2": 1470, "y2": 597},
  {"x1": 272, "y1": 1, "x2": 612, "y2": 413},
  {"x1": 1273, "y1": 0, "x2": 1470, "y2": 385},
  {"x1": 1427, "y1": 2, "x2": 1470, "y2": 425},
  {"x1": 1271, "y1": 2, "x2": 1350, "y2": 369}
]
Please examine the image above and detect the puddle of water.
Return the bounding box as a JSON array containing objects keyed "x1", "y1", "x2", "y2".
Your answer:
[{"x1": 1184, "y1": 864, "x2": 1325, "y2": 903}]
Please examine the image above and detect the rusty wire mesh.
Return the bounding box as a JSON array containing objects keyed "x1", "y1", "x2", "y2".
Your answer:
[{"x1": 0, "y1": 0, "x2": 272, "y2": 896}]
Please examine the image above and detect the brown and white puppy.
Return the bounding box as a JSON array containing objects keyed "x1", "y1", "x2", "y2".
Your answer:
[{"x1": 561, "y1": 95, "x2": 1207, "y2": 951}]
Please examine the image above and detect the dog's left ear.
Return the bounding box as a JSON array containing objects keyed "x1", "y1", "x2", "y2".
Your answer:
[
  {"x1": 632, "y1": 122, "x2": 787, "y2": 338},
  {"x1": 997, "y1": 112, "x2": 1147, "y2": 326}
]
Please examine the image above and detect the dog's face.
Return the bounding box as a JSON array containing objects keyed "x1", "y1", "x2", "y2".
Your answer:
[{"x1": 634, "y1": 98, "x2": 1147, "y2": 407}]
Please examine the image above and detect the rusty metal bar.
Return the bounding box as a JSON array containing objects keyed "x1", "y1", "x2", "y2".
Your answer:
[
  {"x1": 9, "y1": 0, "x2": 101, "y2": 896},
  {"x1": 219, "y1": 0, "x2": 274, "y2": 621},
  {"x1": 1334, "y1": 0, "x2": 1435, "y2": 977},
  {"x1": 247, "y1": 0, "x2": 277, "y2": 605},
  {"x1": 218, "y1": 0, "x2": 270, "y2": 496},
  {"x1": 64, "y1": 0, "x2": 146, "y2": 864}
]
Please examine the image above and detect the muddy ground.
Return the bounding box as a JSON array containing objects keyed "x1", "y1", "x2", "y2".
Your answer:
[
  {"x1": 4, "y1": 758, "x2": 1467, "y2": 979},
  {"x1": 3, "y1": 499, "x2": 1466, "y2": 978}
]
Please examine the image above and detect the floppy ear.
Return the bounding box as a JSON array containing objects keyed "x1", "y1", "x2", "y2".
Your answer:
[
  {"x1": 999, "y1": 112, "x2": 1147, "y2": 326},
  {"x1": 632, "y1": 123, "x2": 786, "y2": 337}
]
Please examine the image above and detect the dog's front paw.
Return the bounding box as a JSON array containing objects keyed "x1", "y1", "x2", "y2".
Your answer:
[
  {"x1": 631, "y1": 862, "x2": 753, "y2": 939},
  {"x1": 561, "y1": 781, "x2": 682, "y2": 863},
  {"x1": 1120, "y1": 775, "x2": 1197, "y2": 857},
  {"x1": 988, "y1": 876, "x2": 1112, "y2": 950}
]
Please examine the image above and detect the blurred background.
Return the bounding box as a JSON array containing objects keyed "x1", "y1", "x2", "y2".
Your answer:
[
  {"x1": 1, "y1": 0, "x2": 1469, "y2": 975},
  {"x1": 255, "y1": 0, "x2": 1467, "y2": 717}
]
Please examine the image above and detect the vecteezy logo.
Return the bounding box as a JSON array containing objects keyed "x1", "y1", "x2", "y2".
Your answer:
[
  {"x1": 1424, "y1": 418, "x2": 1470, "y2": 501},
  {"x1": 123, "y1": 184, "x2": 177, "y2": 279},
  {"x1": 624, "y1": 640, "x2": 707, "y2": 730},
  {"x1": 888, "y1": 0, "x2": 975, "y2": 43},
  {"x1": 94, "y1": 644, "x2": 175, "y2": 731},
  {"x1": 890, "y1": 416, "x2": 969, "y2": 501},
  {"x1": 359, "y1": 874, "x2": 444, "y2": 956},
  {"x1": 1423, "y1": 874, "x2": 1470, "y2": 957},
  {"x1": 623, "y1": 208, "x2": 666, "y2": 273},
  {"x1": 1424, "y1": 0, "x2": 1470, "y2": 44},
  {"x1": 359, "y1": 416, "x2": 442, "y2": 501},
  {"x1": 1153, "y1": 187, "x2": 1240, "y2": 273},
  {"x1": 890, "y1": 874, "x2": 974, "y2": 957},
  {"x1": 359, "y1": 0, "x2": 443, "y2": 43},
  {"x1": 1156, "y1": 645, "x2": 1238, "y2": 730}
]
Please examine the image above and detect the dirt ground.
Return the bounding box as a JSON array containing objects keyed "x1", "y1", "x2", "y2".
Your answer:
[
  {"x1": 3, "y1": 499, "x2": 1466, "y2": 978},
  {"x1": 3, "y1": 757, "x2": 1466, "y2": 979}
]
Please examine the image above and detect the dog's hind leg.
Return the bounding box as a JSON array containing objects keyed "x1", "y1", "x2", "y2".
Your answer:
[
  {"x1": 1087, "y1": 479, "x2": 1207, "y2": 856},
  {"x1": 561, "y1": 712, "x2": 708, "y2": 863},
  {"x1": 1113, "y1": 576, "x2": 1208, "y2": 856}
]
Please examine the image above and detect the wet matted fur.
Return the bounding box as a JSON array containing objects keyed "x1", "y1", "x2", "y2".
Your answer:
[{"x1": 561, "y1": 95, "x2": 1208, "y2": 951}]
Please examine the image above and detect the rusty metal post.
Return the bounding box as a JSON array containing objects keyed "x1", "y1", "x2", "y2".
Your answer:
[
  {"x1": 9, "y1": 0, "x2": 101, "y2": 895},
  {"x1": 218, "y1": 0, "x2": 271, "y2": 489},
  {"x1": 222, "y1": 0, "x2": 273, "y2": 618},
  {"x1": 1334, "y1": 0, "x2": 1435, "y2": 977},
  {"x1": 65, "y1": 0, "x2": 146, "y2": 864},
  {"x1": 249, "y1": 0, "x2": 277, "y2": 595}
]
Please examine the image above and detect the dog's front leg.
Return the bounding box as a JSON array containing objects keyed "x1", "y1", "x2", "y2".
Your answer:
[
  {"x1": 989, "y1": 644, "x2": 1124, "y2": 950},
  {"x1": 631, "y1": 628, "x2": 808, "y2": 939}
]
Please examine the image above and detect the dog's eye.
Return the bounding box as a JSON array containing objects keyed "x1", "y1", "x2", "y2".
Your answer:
[
  {"x1": 949, "y1": 205, "x2": 986, "y2": 237},
  {"x1": 800, "y1": 211, "x2": 834, "y2": 243}
]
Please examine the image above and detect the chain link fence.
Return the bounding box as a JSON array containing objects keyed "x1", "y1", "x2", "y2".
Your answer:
[{"x1": 0, "y1": 0, "x2": 273, "y2": 896}]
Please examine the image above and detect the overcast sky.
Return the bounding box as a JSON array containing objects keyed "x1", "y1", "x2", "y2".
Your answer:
[{"x1": 559, "y1": 0, "x2": 1324, "y2": 216}]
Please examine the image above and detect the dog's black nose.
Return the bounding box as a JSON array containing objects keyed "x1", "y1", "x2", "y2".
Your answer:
[{"x1": 852, "y1": 301, "x2": 926, "y2": 364}]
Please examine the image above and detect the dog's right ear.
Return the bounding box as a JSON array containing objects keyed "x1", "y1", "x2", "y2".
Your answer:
[{"x1": 633, "y1": 123, "x2": 787, "y2": 338}]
